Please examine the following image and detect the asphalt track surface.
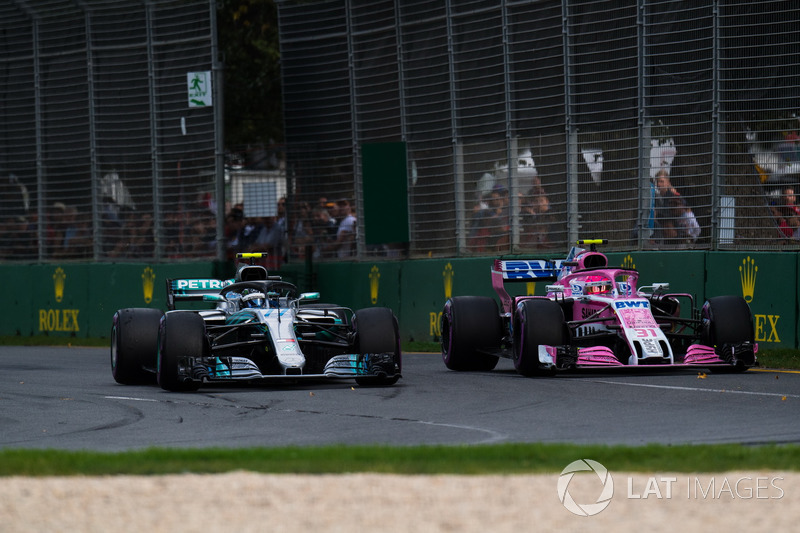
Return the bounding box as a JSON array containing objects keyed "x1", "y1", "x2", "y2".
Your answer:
[{"x1": 2, "y1": 346, "x2": 800, "y2": 451}]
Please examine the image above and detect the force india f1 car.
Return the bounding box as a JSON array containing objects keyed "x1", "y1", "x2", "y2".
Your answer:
[
  {"x1": 441, "y1": 239, "x2": 757, "y2": 376},
  {"x1": 111, "y1": 253, "x2": 402, "y2": 391}
]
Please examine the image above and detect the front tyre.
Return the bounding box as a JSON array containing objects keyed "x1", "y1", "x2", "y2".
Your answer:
[
  {"x1": 353, "y1": 307, "x2": 402, "y2": 386},
  {"x1": 440, "y1": 296, "x2": 502, "y2": 371},
  {"x1": 111, "y1": 308, "x2": 163, "y2": 385},
  {"x1": 702, "y1": 295, "x2": 755, "y2": 372},
  {"x1": 513, "y1": 299, "x2": 565, "y2": 377},
  {"x1": 157, "y1": 311, "x2": 207, "y2": 391}
]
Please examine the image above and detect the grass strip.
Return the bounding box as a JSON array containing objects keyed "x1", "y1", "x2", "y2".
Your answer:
[{"x1": 1, "y1": 443, "x2": 799, "y2": 477}]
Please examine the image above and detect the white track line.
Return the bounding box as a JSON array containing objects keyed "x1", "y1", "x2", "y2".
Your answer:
[
  {"x1": 105, "y1": 396, "x2": 159, "y2": 402},
  {"x1": 590, "y1": 380, "x2": 800, "y2": 399}
]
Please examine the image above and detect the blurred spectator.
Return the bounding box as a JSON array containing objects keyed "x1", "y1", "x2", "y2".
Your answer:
[
  {"x1": 45, "y1": 202, "x2": 68, "y2": 258},
  {"x1": 290, "y1": 201, "x2": 314, "y2": 259},
  {"x1": 653, "y1": 170, "x2": 681, "y2": 245},
  {"x1": 485, "y1": 186, "x2": 510, "y2": 252},
  {"x1": 468, "y1": 192, "x2": 492, "y2": 252},
  {"x1": 253, "y1": 197, "x2": 288, "y2": 268},
  {"x1": 773, "y1": 186, "x2": 800, "y2": 239},
  {"x1": 520, "y1": 176, "x2": 551, "y2": 247},
  {"x1": 311, "y1": 207, "x2": 338, "y2": 259},
  {"x1": 331, "y1": 198, "x2": 357, "y2": 258},
  {"x1": 672, "y1": 197, "x2": 701, "y2": 245}
]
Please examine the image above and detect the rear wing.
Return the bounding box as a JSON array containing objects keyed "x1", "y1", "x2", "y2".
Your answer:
[
  {"x1": 166, "y1": 278, "x2": 233, "y2": 310},
  {"x1": 491, "y1": 259, "x2": 565, "y2": 313},
  {"x1": 492, "y1": 259, "x2": 564, "y2": 281}
]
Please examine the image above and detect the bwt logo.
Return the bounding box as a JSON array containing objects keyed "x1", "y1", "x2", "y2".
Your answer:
[
  {"x1": 557, "y1": 459, "x2": 614, "y2": 517},
  {"x1": 614, "y1": 300, "x2": 649, "y2": 309}
]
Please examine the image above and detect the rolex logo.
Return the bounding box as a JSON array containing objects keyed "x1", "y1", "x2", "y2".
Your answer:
[
  {"x1": 142, "y1": 266, "x2": 156, "y2": 304},
  {"x1": 622, "y1": 255, "x2": 635, "y2": 270},
  {"x1": 739, "y1": 256, "x2": 757, "y2": 303},
  {"x1": 53, "y1": 267, "x2": 66, "y2": 303},
  {"x1": 369, "y1": 265, "x2": 380, "y2": 304},
  {"x1": 621, "y1": 255, "x2": 635, "y2": 282},
  {"x1": 443, "y1": 263, "x2": 454, "y2": 299}
]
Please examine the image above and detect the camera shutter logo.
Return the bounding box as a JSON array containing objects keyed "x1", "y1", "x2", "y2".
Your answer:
[{"x1": 557, "y1": 459, "x2": 614, "y2": 516}]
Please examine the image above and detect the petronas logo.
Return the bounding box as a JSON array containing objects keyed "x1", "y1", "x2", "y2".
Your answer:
[
  {"x1": 443, "y1": 263, "x2": 454, "y2": 299},
  {"x1": 739, "y1": 256, "x2": 757, "y2": 303},
  {"x1": 142, "y1": 266, "x2": 156, "y2": 304},
  {"x1": 369, "y1": 265, "x2": 380, "y2": 304},
  {"x1": 53, "y1": 267, "x2": 66, "y2": 303}
]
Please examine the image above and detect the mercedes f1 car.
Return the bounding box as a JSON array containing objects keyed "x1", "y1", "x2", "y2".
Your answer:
[
  {"x1": 441, "y1": 239, "x2": 757, "y2": 375},
  {"x1": 111, "y1": 253, "x2": 402, "y2": 391}
]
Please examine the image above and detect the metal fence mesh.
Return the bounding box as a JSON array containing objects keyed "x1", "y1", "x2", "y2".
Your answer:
[
  {"x1": 0, "y1": 0, "x2": 219, "y2": 263},
  {"x1": 2, "y1": 1, "x2": 800, "y2": 265},
  {"x1": 277, "y1": 0, "x2": 800, "y2": 260}
]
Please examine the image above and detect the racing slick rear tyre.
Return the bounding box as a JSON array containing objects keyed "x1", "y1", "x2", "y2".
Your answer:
[
  {"x1": 111, "y1": 308, "x2": 163, "y2": 385},
  {"x1": 353, "y1": 307, "x2": 402, "y2": 386},
  {"x1": 702, "y1": 295, "x2": 755, "y2": 373},
  {"x1": 157, "y1": 311, "x2": 207, "y2": 392},
  {"x1": 441, "y1": 296, "x2": 502, "y2": 371},
  {"x1": 513, "y1": 299, "x2": 565, "y2": 377}
]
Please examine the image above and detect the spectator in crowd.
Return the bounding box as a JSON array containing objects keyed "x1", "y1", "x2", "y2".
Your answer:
[
  {"x1": 672, "y1": 196, "x2": 701, "y2": 245},
  {"x1": 56, "y1": 207, "x2": 93, "y2": 259},
  {"x1": 45, "y1": 202, "x2": 68, "y2": 258},
  {"x1": 329, "y1": 198, "x2": 357, "y2": 258},
  {"x1": 467, "y1": 191, "x2": 492, "y2": 252},
  {"x1": 650, "y1": 170, "x2": 701, "y2": 248},
  {"x1": 290, "y1": 201, "x2": 314, "y2": 259},
  {"x1": 311, "y1": 206, "x2": 338, "y2": 259},
  {"x1": 520, "y1": 176, "x2": 551, "y2": 247},
  {"x1": 773, "y1": 186, "x2": 800, "y2": 239},
  {"x1": 653, "y1": 170, "x2": 680, "y2": 244},
  {"x1": 253, "y1": 197, "x2": 288, "y2": 268},
  {"x1": 485, "y1": 185, "x2": 510, "y2": 252}
]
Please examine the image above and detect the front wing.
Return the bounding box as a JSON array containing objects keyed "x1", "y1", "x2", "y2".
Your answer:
[{"x1": 182, "y1": 352, "x2": 400, "y2": 382}]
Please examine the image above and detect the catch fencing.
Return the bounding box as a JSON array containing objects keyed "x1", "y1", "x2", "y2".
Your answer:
[
  {"x1": 3, "y1": 1, "x2": 799, "y2": 266},
  {"x1": 0, "y1": 0, "x2": 222, "y2": 263},
  {"x1": 277, "y1": 0, "x2": 800, "y2": 260}
]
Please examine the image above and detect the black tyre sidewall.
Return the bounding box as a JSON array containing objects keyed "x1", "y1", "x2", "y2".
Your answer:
[
  {"x1": 441, "y1": 296, "x2": 502, "y2": 371},
  {"x1": 111, "y1": 307, "x2": 163, "y2": 385},
  {"x1": 353, "y1": 307, "x2": 401, "y2": 386},
  {"x1": 513, "y1": 299, "x2": 564, "y2": 377},
  {"x1": 157, "y1": 311, "x2": 207, "y2": 392}
]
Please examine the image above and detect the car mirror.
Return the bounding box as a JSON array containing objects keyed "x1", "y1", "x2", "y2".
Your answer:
[{"x1": 299, "y1": 292, "x2": 320, "y2": 301}]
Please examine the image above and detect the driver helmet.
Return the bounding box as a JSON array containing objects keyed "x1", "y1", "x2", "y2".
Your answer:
[
  {"x1": 584, "y1": 275, "x2": 611, "y2": 295},
  {"x1": 241, "y1": 289, "x2": 266, "y2": 308}
]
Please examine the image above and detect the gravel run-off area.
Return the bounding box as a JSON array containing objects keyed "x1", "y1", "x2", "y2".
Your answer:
[{"x1": 2, "y1": 471, "x2": 798, "y2": 532}]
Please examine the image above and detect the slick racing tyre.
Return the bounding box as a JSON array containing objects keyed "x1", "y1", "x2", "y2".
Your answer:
[
  {"x1": 157, "y1": 311, "x2": 207, "y2": 392},
  {"x1": 702, "y1": 295, "x2": 755, "y2": 373},
  {"x1": 513, "y1": 299, "x2": 565, "y2": 377},
  {"x1": 441, "y1": 296, "x2": 502, "y2": 371},
  {"x1": 353, "y1": 307, "x2": 401, "y2": 386},
  {"x1": 111, "y1": 308, "x2": 163, "y2": 385}
]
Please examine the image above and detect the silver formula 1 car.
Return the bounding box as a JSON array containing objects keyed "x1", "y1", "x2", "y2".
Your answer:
[
  {"x1": 441, "y1": 239, "x2": 757, "y2": 375},
  {"x1": 111, "y1": 253, "x2": 402, "y2": 391}
]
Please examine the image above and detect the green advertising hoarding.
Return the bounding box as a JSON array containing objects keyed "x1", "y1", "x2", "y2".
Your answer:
[
  {"x1": 1, "y1": 251, "x2": 797, "y2": 349},
  {"x1": 705, "y1": 252, "x2": 797, "y2": 348}
]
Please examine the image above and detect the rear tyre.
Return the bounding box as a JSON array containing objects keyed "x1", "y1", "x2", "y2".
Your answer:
[
  {"x1": 513, "y1": 299, "x2": 565, "y2": 377},
  {"x1": 353, "y1": 307, "x2": 401, "y2": 386},
  {"x1": 702, "y1": 295, "x2": 755, "y2": 373},
  {"x1": 110, "y1": 308, "x2": 163, "y2": 385},
  {"x1": 157, "y1": 311, "x2": 207, "y2": 391},
  {"x1": 440, "y1": 296, "x2": 502, "y2": 371}
]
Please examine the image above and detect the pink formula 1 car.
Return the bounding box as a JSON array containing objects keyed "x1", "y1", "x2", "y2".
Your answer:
[{"x1": 441, "y1": 239, "x2": 757, "y2": 375}]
